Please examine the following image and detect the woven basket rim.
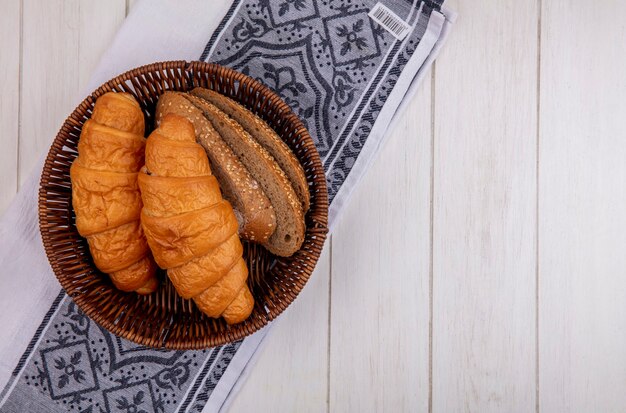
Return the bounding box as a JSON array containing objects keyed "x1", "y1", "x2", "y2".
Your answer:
[{"x1": 38, "y1": 60, "x2": 329, "y2": 349}]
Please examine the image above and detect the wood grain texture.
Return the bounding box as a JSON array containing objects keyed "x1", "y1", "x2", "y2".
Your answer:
[
  {"x1": 7, "y1": 1, "x2": 626, "y2": 411},
  {"x1": 329, "y1": 73, "x2": 432, "y2": 412},
  {"x1": 538, "y1": 1, "x2": 626, "y2": 411},
  {"x1": 228, "y1": 245, "x2": 330, "y2": 412},
  {"x1": 78, "y1": 0, "x2": 126, "y2": 90},
  {"x1": 431, "y1": 0, "x2": 538, "y2": 411},
  {"x1": 19, "y1": 0, "x2": 125, "y2": 186},
  {"x1": 19, "y1": 0, "x2": 80, "y2": 185},
  {"x1": 0, "y1": 0, "x2": 20, "y2": 215}
]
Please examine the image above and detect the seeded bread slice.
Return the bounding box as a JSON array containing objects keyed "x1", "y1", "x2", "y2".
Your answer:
[
  {"x1": 185, "y1": 95, "x2": 305, "y2": 257},
  {"x1": 190, "y1": 87, "x2": 310, "y2": 211},
  {"x1": 155, "y1": 92, "x2": 276, "y2": 244}
]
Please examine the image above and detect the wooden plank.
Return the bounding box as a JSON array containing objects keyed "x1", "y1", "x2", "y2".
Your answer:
[
  {"x1": 228, "y1": 245, "x2": 330, "y2": 412},
  {"x1": 78, "y1": 0, "x2": 126, "y2": 90},
  {"x1": 19, "y1": 0, "x2": 80, "y2": 185},
  {"x1": 431, "y1": 0, "x2": 538, "y2": 411},
  {"x1": 329, "y1": 73, "x2": 432, "y2": 412},
  {"x1": 0, "y1": 0, "x2": 21, "y2": 214},
  {"x1": 538, "y1": 1, "x2": 626, "y2": 411},
  {"x1": 19, "y1": 0, "x2": 125, "y2": 186}
]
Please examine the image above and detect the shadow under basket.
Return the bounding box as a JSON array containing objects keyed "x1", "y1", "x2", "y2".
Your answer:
[{"x1": 39, "y1": 61, "x2": 329, "y2": 349}]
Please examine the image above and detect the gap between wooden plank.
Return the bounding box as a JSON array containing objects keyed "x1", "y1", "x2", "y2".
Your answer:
[
  {"x1": 535, "y1": 0, "x2": 542, "y2": 411},
  {"x1": 326, "y1": 235, "x2": 333, "y2": 413},
  {"x1": 428, "y1": 64, "x2": 436, "y2": 413},
  {"x1": 125, "y1": 0, "x2": 137, "y2": 17},
  {"x1": 17, "y1": 0, "x2": 23, "y2": 194}
]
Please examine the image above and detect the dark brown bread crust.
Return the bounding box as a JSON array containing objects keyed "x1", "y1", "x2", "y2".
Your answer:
[
  {"x1": 185, "y1": 95, "x2": 305, "y2": 257},
  {"x1": 155, "y1": 92, "x2": 276, "y2": 244},
  {"x1": 190, "y1": 87, "x2": 310, "y2": 211}
]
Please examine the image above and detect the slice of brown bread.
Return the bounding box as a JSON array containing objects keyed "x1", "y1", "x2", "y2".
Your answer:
[
  {"x1": 155, "y1": 92, "x2": 276, "y2": 244},
  {"x1": 185, "y1": 94, "x2": 305, "y2": 257},
  {"x1": 190, "y1": 87, "x2": 310, "y2": 211}
]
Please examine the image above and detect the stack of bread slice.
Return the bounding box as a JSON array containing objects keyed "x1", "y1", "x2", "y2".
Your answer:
[{"x1": 155, "y1": 88, "x2": 310, "y2": 257}]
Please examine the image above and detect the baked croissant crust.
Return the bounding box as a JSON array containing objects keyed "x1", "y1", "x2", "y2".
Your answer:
[
  {"x1": 70, "y1": 92, "x2": 158, "y2": 294},
  {"x1": 138, "y1": 114, "x2": 254, "y2": 324}
]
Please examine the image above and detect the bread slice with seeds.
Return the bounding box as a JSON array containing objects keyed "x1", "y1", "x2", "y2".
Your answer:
[
  {"x1": 155, "y1": 92, "x2": 276, "y2": 244},
  {"x1": 190, "y1": 87, "x2": 310, "y2": 211},
  {"x1": 185, "y1": 94, "x2": 305, "y2": 257}
]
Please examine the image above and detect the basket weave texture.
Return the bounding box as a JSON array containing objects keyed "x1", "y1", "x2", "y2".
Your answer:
[{"x1": 39, "y1": 61, "x2": 329, "y2": 349}]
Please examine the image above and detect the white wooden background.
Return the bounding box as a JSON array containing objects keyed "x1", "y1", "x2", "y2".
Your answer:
[{"x1": 1, "y1": 0, "x2": 625, "y2": 412}]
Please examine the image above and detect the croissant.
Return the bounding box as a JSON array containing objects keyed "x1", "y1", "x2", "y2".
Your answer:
[
  {"x1": 138, "y1": 114, "x2": 254, "y2": 324},
  {"x1": 70, "y1": 92, "x2": 158, "y2": 294}
]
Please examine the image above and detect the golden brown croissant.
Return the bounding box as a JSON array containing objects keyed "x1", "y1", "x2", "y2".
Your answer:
[
  {"x1": 70, "y1": 92, "x2": 158, "y2": 294},
  {"x1": 138, "y1": 114, "x2": 254, "y2": 324}
]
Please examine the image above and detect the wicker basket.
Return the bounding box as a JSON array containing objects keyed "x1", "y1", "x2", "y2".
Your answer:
[{"x1": 39, "y1": 61, "x2": 328, "y2": 349}]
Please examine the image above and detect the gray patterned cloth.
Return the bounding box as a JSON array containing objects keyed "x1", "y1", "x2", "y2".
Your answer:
[
  {"x1": 203, "y1": 0, "x2": 443, "y2": 210},
  {"x1": 0, "y1": 295, "x2": 240, "y2": 413},
  {"x1": 0, "y1": 0, "x2": 453, "y2": 412}
]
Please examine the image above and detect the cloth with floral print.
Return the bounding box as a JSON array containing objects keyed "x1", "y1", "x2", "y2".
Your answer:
[
  {"x1": 1, "y1": 294, "x2": 238, "y2": 412},
  {"x1": 0, "y1": 1, "x2": 451, "y2": 412},
  {"x1": 201, "y1": 0, "x2": 446, "y2": 204}
]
